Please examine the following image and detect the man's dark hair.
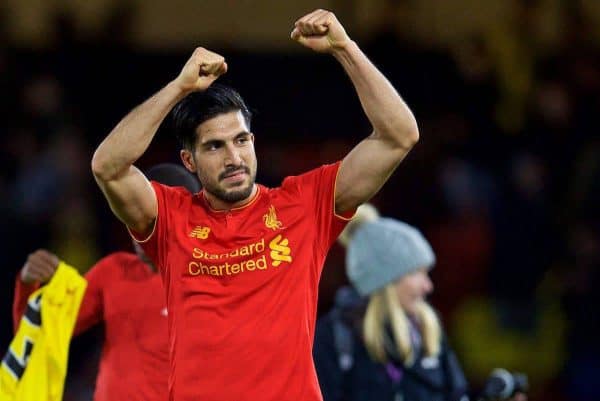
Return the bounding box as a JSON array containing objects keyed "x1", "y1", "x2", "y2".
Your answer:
[
  {"x1": 145, "y1": 163, "x2": 201, "y2": 193},
  {"x1": 171, "y1": 84, "x2": 252, "y2": 150}
]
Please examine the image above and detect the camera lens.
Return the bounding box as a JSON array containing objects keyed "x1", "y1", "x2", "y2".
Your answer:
[{"x1": 480, "y1": 368, "x2": 528, "y2": 400}]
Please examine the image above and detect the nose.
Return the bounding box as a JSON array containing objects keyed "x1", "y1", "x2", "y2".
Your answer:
[
  {"x1": 224, "y1": 143, "x2": 242, "y2": 166},
  {"x1": 422, "y1": 274, "x2": 434, "y2": 295}
]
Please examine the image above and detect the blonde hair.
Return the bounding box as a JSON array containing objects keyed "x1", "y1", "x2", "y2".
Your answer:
[
  {"x1": 363, "y1": 283, "x2": 441, "y2": 366},
  {"x1": 339, "y1": 203, "x2": 441, "y2": 365}
]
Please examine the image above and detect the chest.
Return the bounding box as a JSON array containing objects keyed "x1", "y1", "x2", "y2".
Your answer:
[
  {"x1": 346, "y1": 342, "x2": 448, "y2": 399},
  {"x1": 165, "y1": 200, "x2": 325, "y2": 304},
  {"x1": 102, "y1": 276, "x2": 167, "y2": 328},
  {"x1": 178, "y1": 201, "x2": 316, "y2": 271}
]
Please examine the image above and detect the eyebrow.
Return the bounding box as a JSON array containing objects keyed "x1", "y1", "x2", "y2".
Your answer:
[
  {"x1": 233, "y1": 131, "x2": 251, "y2": 140},
  {"x1": 199, "y1": 131, "x2": 251, "y2": 149}
]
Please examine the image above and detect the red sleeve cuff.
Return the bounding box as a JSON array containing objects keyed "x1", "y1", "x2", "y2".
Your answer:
[{"x1": 12, "y1": 272, "x2": 41, "y2": 333}]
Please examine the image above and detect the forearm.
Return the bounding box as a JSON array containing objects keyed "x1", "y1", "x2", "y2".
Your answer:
[
  {"x1": 92, "y1": 81, "x2": 188, "y2": 181},
  {"x1": 12, "y1": 275, "x2": 39, "y2": 333},
  {"x1": 333, "y1": 41, "x2": 419, "y2": 148}
]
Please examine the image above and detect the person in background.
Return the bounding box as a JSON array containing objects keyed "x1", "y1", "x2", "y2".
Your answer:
[
  {"x1": 314, "y1": 204, "x2": 469, "y2": 401},
  {"x1": 314, "y1": 204, "x2": 528, "y2": 401},
  {"x1": 11, "y1": 163, "x2": 200, "y2": 401}
]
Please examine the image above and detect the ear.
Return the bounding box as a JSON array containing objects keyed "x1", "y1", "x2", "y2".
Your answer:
[{"x1": 180, "y1": 149, "x2": 197, "y2": 173}]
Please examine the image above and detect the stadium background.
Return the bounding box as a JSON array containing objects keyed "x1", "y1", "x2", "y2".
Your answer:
[{"x1": 1, "y1": 1, "x2": 599, "y2": 400}]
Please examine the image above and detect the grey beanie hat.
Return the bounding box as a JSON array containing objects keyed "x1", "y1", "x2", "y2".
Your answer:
[{"x1": 346, "y1": 218, "x2": 436, "y2": 296}]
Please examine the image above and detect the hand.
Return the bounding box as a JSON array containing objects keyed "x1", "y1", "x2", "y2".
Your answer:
[
  {"x1": 20, "y1": 249, "x2": 60, "y2": 284},
  {"x1": 508, "y1": 392, "x2": 528, "y2": 401},
  {"x1": 173, "y1": 47, "x2": 228, "y2": 93},
  {"x1": 291, "y1": 9, "x2": 351, "y2": 53}
]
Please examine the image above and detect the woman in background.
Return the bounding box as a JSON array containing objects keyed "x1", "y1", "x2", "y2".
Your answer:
[
  {"x1": 313, "y1": 204, "x2": 468, "y2": 401},
  {"x1": 315, "y1": 205, "x2": 528, "y2": 401}
]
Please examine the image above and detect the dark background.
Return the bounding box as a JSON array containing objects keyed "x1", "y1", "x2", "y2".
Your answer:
[{"x1": 1, "y1": 1, "x2": 599, "y2": 400}]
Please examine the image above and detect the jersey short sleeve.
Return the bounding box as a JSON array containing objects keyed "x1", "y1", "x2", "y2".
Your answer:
[
  {"x1": 129, "y1": 181, "x2": 191, "y2": 275},
  {"x1": 281, "y1": 161, "x2": 355, "y2": 254}
]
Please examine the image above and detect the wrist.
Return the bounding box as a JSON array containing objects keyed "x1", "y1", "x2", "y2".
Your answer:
[
  {"x1": 330, "y1": 39, "x2": 357, "y2": 58},
  {"x1": 19, "y1": 271, "x2": 35, "y2": 285},
  {"x1": 166, "y1": 80, "x2": 195, "y2": 100}
]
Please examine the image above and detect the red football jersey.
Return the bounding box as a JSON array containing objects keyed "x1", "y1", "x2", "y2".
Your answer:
[
  {"x1": 133, "y1": 162, "x2": 352, "y2": 401},
  {"x1": 13, "y1": 252, "x2": 169, "y2": 401}
]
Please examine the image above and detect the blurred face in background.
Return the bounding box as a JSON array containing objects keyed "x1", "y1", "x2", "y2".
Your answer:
[{"x1": 393, "y1": 268, "x2": 433, "y2": 315}]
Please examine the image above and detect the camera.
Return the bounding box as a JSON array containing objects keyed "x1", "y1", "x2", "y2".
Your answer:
[{"x1": 479, "y1": 368, "x2": 528, "y2": 401}]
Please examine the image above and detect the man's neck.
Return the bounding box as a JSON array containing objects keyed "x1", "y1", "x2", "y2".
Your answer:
[{"x1": 204, "y1": 184, "x2": 258, "y2": 211}]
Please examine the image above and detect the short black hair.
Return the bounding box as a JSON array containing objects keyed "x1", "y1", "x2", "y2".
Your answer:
[
  {"x1": 145, "y1": 163, "x2": 201, "y2": 193},
  {"x1": 171, "y1": 84, "x2": 252, "y2": 150}
]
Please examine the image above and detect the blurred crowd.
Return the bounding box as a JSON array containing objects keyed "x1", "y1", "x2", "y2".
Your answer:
[{"x1": 1, "y1": 1, "x2": 599, "y2": 401}]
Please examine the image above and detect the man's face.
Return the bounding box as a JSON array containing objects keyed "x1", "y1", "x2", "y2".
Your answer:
[{"x1": 181, "y1": 110, "x2": 257, "y2": 205}]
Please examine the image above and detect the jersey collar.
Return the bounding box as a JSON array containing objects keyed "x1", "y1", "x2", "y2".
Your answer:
[{"x1": 200, "y1": 185, "x2": 263, "y2": 214}]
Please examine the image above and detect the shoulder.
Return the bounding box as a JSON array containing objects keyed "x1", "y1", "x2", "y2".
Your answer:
[
  {"x1": 282, "y1": 163, "x2": 341, "y2": 185},
  {"x1": 315, "y1": 304, "x2": 357, "y2": 343},
  {"x1": 99, "y1": 251, "x2": 137, "y2": 263},
  {"x1": 274, "y1": 162, "x2": 342, "y2": 195},
  {"x1": 151, "y1": 181, "x2": 197, "y2": 206},
  {"x1": 314, "y1": 310, "x2": 337, "y2": 347},
  {"x1": 89, "y1": 251, "x2": 137, "y2": 274},
  {"x1": 316, "y1": 309, "x2": 338, "y2": 330}
]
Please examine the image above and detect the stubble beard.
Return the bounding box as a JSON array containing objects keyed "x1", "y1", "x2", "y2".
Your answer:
[
  {"x1": 209, "y1": 180, "x2": 256, "y2": 203},
  {"x1": 202, "y1": 169, "x2": 257, "y2": 204}
]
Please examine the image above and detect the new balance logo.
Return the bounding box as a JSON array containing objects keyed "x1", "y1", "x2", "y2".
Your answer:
[
  {"x1": 269, "y1": 234, "x2": 292, "y2": 266},
  {"x1": 189, "y1": 226, "x2": 210, "y2": 239}
]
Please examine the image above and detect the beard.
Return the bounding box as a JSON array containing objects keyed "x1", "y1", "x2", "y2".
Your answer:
[
  {"x1": 200, "y1": 165, "x2": 257, "y2": 204},
  {"x1": 207, "y1": 181, "x2": 255, "y2": 203}
]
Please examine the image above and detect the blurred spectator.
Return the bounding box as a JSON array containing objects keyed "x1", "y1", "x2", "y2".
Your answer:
[
  {"x1": 427, "y1": 157, "x2": 495, "y2": 320},
  {"x1": 314, "y1": 205, "x2": 470, "y2": 401}
]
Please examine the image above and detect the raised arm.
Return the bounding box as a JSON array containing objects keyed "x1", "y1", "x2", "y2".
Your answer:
[
  {"x1": 291, "y1": 10, "x2": 419, "y2": 213},
  {"x1": 91, "y1": 47, "x2": 227, "y2": 235}
]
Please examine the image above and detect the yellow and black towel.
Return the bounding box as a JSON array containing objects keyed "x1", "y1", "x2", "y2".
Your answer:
[{"x1": 1, "y1": 262, "x2": 86, "y2": 401}]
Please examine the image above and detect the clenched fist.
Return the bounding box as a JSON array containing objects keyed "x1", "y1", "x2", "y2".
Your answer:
[
  {"x1": 174, "y1": 47, "x2": 228, "y2": 93},
  {"x1": 21, "y1": 249, "x2": 60, "y2": 284},
  {"x1": 291, "y1": 9, "x2": 351, "y2": 53}
]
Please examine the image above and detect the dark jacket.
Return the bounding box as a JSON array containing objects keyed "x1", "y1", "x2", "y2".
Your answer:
[{"x1": 313, "y1": 287, "x2": 468, "y2": 401}]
